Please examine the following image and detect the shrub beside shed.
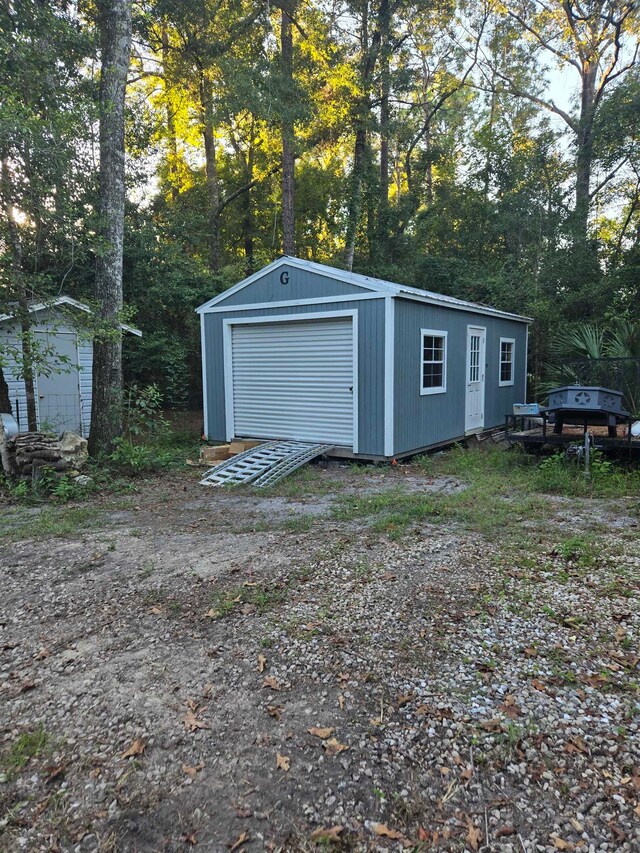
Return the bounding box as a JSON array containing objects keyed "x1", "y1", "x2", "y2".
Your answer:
[{"x1": 197, "y1": 257, "x2": 530, "y2": 460}]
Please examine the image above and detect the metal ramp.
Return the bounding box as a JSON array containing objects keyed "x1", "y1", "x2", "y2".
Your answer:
[{"x1": 199, "y1": 440, "x2": 334, "y2": 488}]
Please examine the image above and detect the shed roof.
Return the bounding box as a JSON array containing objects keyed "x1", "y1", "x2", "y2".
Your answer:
[
  {"x1": 196, "y1": 257, "x2": 532, "y2": 323},
  {"x1": 0, "y1": 296, "x2": 142, "y2": 336}
]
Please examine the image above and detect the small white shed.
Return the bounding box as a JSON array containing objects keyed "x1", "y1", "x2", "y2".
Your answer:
[{"x1": 0, "y1": 297, "x2": 141, "y2": 437}]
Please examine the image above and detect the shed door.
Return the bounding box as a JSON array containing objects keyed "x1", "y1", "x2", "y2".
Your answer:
[
  {"x1": 465, "y1": 325, "x2": 486, "y2": 434},
  {"x1": 229, "y1": 317, "x2": 355, "y2": 447},
  {"x1": 35, "y1": 331, "x2": 82, "y2": 434}
]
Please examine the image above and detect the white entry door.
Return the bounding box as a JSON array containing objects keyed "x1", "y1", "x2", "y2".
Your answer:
[
  {"x1": 228, "y1": 316, "x2": 356, "y2": 449},
  {"x1": 465, "y1": 325, "x2": 486, "y2": 433}
]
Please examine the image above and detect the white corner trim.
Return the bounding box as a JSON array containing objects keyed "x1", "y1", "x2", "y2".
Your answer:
[
  {"x1": 223, "y1": 320, "x2": 234, "y2": 441},
  {"x1": 351, "y1": 311, "x2": 360, "y2": 454},
  {"x1": 200, "y1": 313, "x2": 209, "y2": 439},
  {"x1": 498, "y1": 337, "x2": 516, "y2": 387},
  {"x1": 221, "y1": 309, "x2": 359, "y2": 452},
  {"x1": 384, "y1": 296, "x2": 395, "y2": 457},
  {"x1": 524, "y1": 324, "x2": 529, "y2": 398},
  {"x1": 420, "y1": 328, "x2": 448, "y2": 396}
]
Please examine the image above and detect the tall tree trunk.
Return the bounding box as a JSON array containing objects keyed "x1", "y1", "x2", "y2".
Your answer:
[
  {"x1": 377, "y1": 0, "x2": 390, "y2": 256},
  {"x1": 243, "y1": 128, "x2": 255, "y2": 276},
  {"x1": 281, "y1": 1, "x2": 296, "y2": 256},
  {"x1": 574, "y1": 61, "x2": 597, "y2": 243},
  {"x1": 161, "y1": 22, "x2": 179, "y2": 204},
  {"x1": 89, "y1": 0, "x2": 132, "y2": 456},
  {"x1": 424, "y1": 125, "x2": 433, "y2": 208},
  {"x1": 1, "y1": 157, "x2": 37, "y2": 430},
  {"x1": 344, "y1": 123, "x2": 367, "y2": 271},
  {"x1": 200, "y1": 75, "x2": 221, "y2": 272}
]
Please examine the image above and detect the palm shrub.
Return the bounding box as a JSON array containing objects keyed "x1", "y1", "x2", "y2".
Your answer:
[{"x1": 540, "y1": 320, "x2": 640, "y2": 415}]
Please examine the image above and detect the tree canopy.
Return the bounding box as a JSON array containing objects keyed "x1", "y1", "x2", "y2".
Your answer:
[{"x1": 1, "y1": 0, "x2": 639, "y2": 408}]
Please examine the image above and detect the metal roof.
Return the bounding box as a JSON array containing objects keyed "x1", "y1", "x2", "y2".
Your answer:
[
  {"x1": 196, "y1": 257, "x2": 532, "y2": 323},
  {"x1": 0, "y1": 296, "x2": 142, "y2": 336}
]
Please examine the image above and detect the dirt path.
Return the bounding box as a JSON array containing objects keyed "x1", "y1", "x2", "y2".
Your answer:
[{"x1": 1, "y1": 462, "x2": 639, "y2": 852}]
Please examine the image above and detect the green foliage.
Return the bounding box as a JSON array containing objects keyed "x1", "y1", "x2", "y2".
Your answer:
[
  {"x1": 2, "y1": 0, "x2": 639, "y2": 412},
  {"x1": 533, "y1": 449, "x2": 635, "y2": 497},
  {"x1": 109, "y1": 438, "x2": 176, "y2": 474},
  {"x1": 122, "y1": 384, "x2": 168, "y2": 439},
  {"x1": 1, "y1": 727, "x2": 48, "y2": 778},
  {"x1": 557, "y1": 534, "x2": 601, "y2": 568}
]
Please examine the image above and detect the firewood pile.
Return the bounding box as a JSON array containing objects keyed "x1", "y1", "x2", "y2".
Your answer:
[{"x1": 1, "y1": 431, "x2": 88, "y2": 478}]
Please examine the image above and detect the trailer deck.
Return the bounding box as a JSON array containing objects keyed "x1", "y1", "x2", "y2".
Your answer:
[{"x1": 505, "y1": 417, "x2": 640, "y2": 458}]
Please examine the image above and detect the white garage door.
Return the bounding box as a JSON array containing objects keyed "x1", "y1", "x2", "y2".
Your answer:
[{"x1": 230, "y1": 317, "x2": 355, "y2": 447}]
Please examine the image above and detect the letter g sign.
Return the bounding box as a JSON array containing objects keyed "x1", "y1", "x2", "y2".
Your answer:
[{"x1": 280, "y1": 270, "x2": 290, "y2": 285}]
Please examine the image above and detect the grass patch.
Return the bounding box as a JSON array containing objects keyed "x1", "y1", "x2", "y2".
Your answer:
[
  {"x1": 210, "y1": 561, "x2": 316, "y2": 618},
  {"x1": 0, "y1": 505, "x2": 102, "y2": 543},
  {"x1": 211, "y1": 579, "x2": 290, "y2": 618},
  {"x1": 282, "y1": 514, "x2": 315, "y2": 533},
  {"x1": 417, "y1": 443, "x2": 640, "y2": 500},
  {"x1": 332, "y1": 450, "x2": 552, "y2": 537},
  {"x1": 333, "y1": 489, "x2": 439, "y2": 537},
  {"x1": 263, "y1": 463, "x2": 345, "y2": 498},
  {"x1": 557, "y1": 534, "x2": 603, "y2": 568},
  {"x1": 1, "y1": 726, "x2": 48, "y2": 778}
]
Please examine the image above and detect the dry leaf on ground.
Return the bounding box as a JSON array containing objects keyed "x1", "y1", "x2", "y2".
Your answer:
[
  {"x1": 257, "y1": 654, "x2": 267, "y2": 673},
  {"x1": 276, "y1": 752, "x2": 290, "y2": 771},
  {"x1": 466, "y1": 822, "x2": 482, "y2": 851},
  {"x1": 121, "y1": 738, "x2": 146, "y2": 759},
  {"x1": 45, "y1": 763, "x2": 66, "y2": 783},
  {"x1": 479, "y1": 719, "x2": 503, "y2": 732},
  {"x1": 267, "y1": 704, "x2": 283, "y2": 720},
  {"x1": 372, "y1": 822, "x2": 404, "y2": 840},
  {"x1": 500, "y1": 695, "x2": 522, "y2": 718},
  {"x1": 182, "y1": 762, "x2": 205, "y2": 779},
  {"x1": 308, "y1": 726, "x2": 334, "y2": 739},
  {"x1": 230, "y1": 831, "x2": 250, "y2": 851},
  {"x1": 263, "y1": 676, "x2": 281, "y2": 690},
  {"x1": 323, "y1": 737, "x2": 349, "y2": 755},
  {"x1": 310, "y1": 826, "x2": 343, "y2": 842},
  {"x1": 184, "y1": 709, "x2": 209, "y2": 732}
]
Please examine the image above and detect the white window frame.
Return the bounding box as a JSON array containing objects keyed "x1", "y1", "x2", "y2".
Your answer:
[
  {"x1": 499, "y1": 337, "x2": 515, "y2": 387},
  {"x1": 420, "y1": 329, "x2": 448, "y2": 395}
]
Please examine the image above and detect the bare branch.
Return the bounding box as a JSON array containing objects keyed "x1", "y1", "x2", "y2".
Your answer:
[
  {"x1": 590, "y1": 155, "x2": 630, "y2": 198},
  {"x1": 507, "y1": 8, "x2": 582, "y2": 72}
]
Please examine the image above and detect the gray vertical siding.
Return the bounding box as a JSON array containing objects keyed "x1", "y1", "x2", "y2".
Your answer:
[
  {"x1": 215, "y1": 264, "x2": 365, "y2": 306},
  {"x1": 393, "y1": 299, "x2": 527, "y2": 455},
  {"x1": 1, "y1": 313, "x2": 93, "y2": 437},
  {"x1": 203, "y1": 298, "x2": 387, "y2": 456}
]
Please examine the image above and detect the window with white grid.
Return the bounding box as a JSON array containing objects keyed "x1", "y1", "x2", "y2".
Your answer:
[
  {"x1": 420, "y1": 330, "x2": 447, "y2": 395},
  {"x1": 499, "y1": 338, "x2": 515, "y2": 386}
]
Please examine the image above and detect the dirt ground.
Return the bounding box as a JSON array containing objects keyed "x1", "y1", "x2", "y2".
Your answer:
[{"x1": 1, "y1": 458, "x2": 639, "y2": 853}]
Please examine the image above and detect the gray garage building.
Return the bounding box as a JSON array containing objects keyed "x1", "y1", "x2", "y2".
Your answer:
[{"x1": 197, "y1": 257, "x2": 530, "y2": 460}]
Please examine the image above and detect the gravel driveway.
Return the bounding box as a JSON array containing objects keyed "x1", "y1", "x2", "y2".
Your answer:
[{"x1": 1, "y1": 458, "x2": 639, "y2": 852}]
